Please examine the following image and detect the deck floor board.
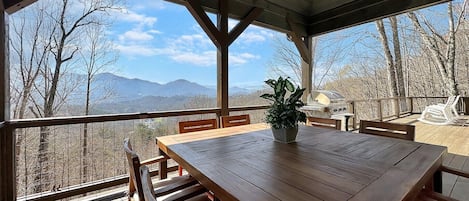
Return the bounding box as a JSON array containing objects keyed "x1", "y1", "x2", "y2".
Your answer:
[{"x1": 390, "y1": 115, "x2": 468, "y2": 200}]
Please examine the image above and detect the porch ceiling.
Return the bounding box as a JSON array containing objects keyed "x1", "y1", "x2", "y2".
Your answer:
[
  {"x1": 4, "y1": 0, "x2": 450, "y2": 36},
  {"x1": 166, "y1": 0, "x2": 449, "y2": 36}
]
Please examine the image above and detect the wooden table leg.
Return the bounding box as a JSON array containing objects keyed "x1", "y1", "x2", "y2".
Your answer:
[
  {"x1": 433, "y1": 170, "x2": 442, "y2": 193},
  {"x1": 158, "y1": 148, "x2": 168, "y2": 180}
]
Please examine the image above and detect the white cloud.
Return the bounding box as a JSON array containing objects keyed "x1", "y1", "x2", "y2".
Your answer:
[
  {"x1": 239, "y1": 32, "x2": 266, "y2": 43},
  {"x1": 115, "y1": 44, "x2": 161, "y2": 57},
  {"x1": 171, "y1": 51, "x2": 216, "y2": 66},
  {"x1": 113, "y1": 9, "x2": 157, "y2": 28},
  {"x1": 119, "y1": 30, "x2": 154, "y2": 42},
  {"x1": 132, "y1": 0, "x2": 166, "y2": 11}
]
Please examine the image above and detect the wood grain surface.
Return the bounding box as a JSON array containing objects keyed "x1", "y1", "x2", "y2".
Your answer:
[{"x1": 157, "y1": 124, "x2": 447, "y2": 201}]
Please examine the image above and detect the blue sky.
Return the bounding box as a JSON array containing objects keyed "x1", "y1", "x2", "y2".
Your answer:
[{"x1": 109, "y1": 0, "x2": 279, "y2": 88}]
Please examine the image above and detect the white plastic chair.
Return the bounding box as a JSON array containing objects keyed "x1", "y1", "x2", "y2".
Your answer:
[{"x1": 418, "y1": 96, "x2": 460, "y2": 125}]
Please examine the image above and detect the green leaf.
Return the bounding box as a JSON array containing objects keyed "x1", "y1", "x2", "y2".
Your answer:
[
  {"x1": 264, "y1": 79, "x2": 276, "y2": 88},
  {"x1": 260, "y1": 93, "x2": 275, "y2": 101},
  {"x1": 285, "y1": 79, "x2": 294, "y2": 92}
]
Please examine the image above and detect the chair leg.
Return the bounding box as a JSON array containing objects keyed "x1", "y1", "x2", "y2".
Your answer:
[{"x1": 178, "y1": 166, "x2": 183, "y2": 176}]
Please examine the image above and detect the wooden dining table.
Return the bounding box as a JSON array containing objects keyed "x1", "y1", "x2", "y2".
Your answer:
[{"x1": 156, "y1": 123, "x2": 447, "y2": 201}]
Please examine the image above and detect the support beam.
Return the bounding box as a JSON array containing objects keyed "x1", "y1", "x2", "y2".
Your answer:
[
  {"x1": 217, "y1": 0, "x2": 229, "y2": 116},
  {"x1": 286, "y1": 16, "x2": 310, "y2": 62},
  {"x1": 183, "y1": 0, "x2": 263, "y2": 116},
  {"x1": 301, "y1": 36, "x2": 313, "y2": 102},
  {"x1": 0, "y1": 1, "x2": 15, "y2": 200},
  {"x1": 185, "y1": 0, "x2": 224, "y2": 47},
  {"x1": 228, "y1": 7, "x2": 263, "y2": 45}
]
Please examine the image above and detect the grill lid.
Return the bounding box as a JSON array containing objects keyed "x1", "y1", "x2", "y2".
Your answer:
[{"x1": 307, "y1": 90, "x2": 345, "y2": 105}]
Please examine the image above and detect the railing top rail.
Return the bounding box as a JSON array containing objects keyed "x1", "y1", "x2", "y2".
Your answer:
[
  {"x1": 346, "y1": 96, "x2": 407, "y2": 103},
  {"x1": 9, "y1": 108, "x2": 221, "y2": 129},
  {"x1": 347, "y1": 96, "x2": 467, "y2": 103},
  {"x1": 409, "y1": 96, "x2": 453, "y2": 99},
  {"x1": 7, "y1": 105, "x2": 271, "y2": 129},
  {"x1": 228, "y1": 105, "x2": 269, "y2": 112}
]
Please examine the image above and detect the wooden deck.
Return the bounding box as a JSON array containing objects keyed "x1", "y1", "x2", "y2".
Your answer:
[
  {"x1": 390, "y1": 114, "x2": 468, "y2": 200},
  {"x1": 390, "y1": 114, "x2": 468, "y2": 156}
]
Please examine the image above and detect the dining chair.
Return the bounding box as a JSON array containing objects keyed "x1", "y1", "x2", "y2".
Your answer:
[
  {"x1": 307, "y1": 117, "x2": 341, "y2": 130},
  {"x1": 220, "y1": 114, "x2": 250, "y2": 128},
  {"x1": 178, "y1": 119, "x2": 218, "y2": 176},
  {"x1": 179, "y1": 119, "x2": 218, "y2": 133},
  {"x1": 124, "y1": 138, "x2": 208, "y2": 201},
  {"x1": 418, "y1": 164, "x2": 469, "y2": 201},
  {"x1": 139, "y1": 165, "x2": 211, "y2": 201},
  {"x1": 359, "y1": 120, "x2": 415, "y2": 141}
]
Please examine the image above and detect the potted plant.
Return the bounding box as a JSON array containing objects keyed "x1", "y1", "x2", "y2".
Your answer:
[{"x1": 260, "y1": 76, "x2": 307, "y2": 143}]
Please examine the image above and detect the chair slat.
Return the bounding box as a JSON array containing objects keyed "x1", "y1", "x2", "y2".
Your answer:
[
  {"x1": 221, "y1": 114, "x2": 250, "y2": 128},
  {"x1": 359, "y1": 120, "x2": 415, "y2": 141},
  {"x1": 307, "y1": 117, "x2": 341, "y2": 130},
  {"x1": 179, "y1": 119, "x2": 218, "y2": 133}
]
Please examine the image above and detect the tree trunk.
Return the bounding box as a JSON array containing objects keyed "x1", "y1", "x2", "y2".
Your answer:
[
  {"x1": 389, "y1": 16, "x2": 407, "y2": 111},
  {"x1": 407, "y1": 2, "x2": 459, "y2": 96},
  {"x1": 376, "y1": 19, "x2": 398, "y2": 97}
]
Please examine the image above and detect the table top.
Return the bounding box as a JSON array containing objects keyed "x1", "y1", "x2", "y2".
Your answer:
[{"x1": 157, "y1": 123, "x2": 447, "y2": 201}]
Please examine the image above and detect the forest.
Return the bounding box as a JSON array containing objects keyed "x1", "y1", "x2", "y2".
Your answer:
[{"x1": 8, "y1": 0, "x2": 468, "y2": 197}]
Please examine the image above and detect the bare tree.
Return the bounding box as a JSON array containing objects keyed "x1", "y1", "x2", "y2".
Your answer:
[
  {"x1": 10, "y1": 0, "x2": 122, "y2": 192},
  {"x1": 9, "y1": 2, "x2": 54, "y2": 166},
  {"x1": 79, "y1": 24, "x2": 117, "y2": 183},
  {"x1": 407, "y1": 1, "x2": 468, "y2": 96},
  {"x1": 268, "y1": 34, "x2": 349, "y2": 88}
]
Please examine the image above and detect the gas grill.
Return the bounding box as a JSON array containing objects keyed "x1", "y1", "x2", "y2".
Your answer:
[{"x1": 301, "y1": 90, "x2": 353, "y2": 130}]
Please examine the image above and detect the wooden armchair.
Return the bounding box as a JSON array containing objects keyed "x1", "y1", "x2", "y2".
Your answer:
[
  {"x1": 178, "y1": 119, "x2": 218, "y2": 176},
  {"x1": 307, "y1": 117, "x2": 341, "y2": 130},
  {"x1": 418, "y1": 165, "x2": 469, "y2": 201},
  {"x1": 221, "y1": 114, "x2": 250, "y2": 128},
  {"x1": 124, "y1": 138, "x2": 208, "y2": 201},
  {"x1": 140, "y1": 165, "x2": 210, "y2": 201},
  {"x1": 359, "y1": 120, "x2": 415, "y2": 141}
]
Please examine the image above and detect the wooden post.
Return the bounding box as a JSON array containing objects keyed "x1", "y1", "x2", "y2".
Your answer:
[
  {"x1": 350, "y1": 101, "x2": 357, "y2": 130},
  {"x1": 463, "y1": 97, "x2": 469, "y2": 115},
  {"x1": 216, "y1": 0, "x2": 229, "y2": 116},
  {"x1": 0, "y1": 2, "x2": 15, "y2": 200},
  {"x1": 409, "y1": 97, "x2": 414, "y2": 114},
  {"x1": 286, "y1": 17, "x2": 312, "y2": 102},
  {"x1": 377, "y1": 100, "x2": 383, "y2": 121},
  {"x1": 184, "y1": 0, "x2": 263, "y2": 116},
  {"x1": 300, "y1": 36, "x2": 313, "y2": 102},
  {"x1": 394, "y1": 98, "x2": 400, "y2": 118}
]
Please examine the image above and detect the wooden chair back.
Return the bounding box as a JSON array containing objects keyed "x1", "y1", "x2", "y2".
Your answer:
[
  {"x1": 307, "y1": 117, "x2": 341, "y2": 130},
  {"x1": 140, "y1": 165, "x2": 157, "y2": 201},
  {"x1": 179, "y1": 119, "x2": 218, "y2": 133},
  {"x1": 359, "y1": 120, "x2": 415, "y2": 141},
  {"x1": 124, "y1": 138, "x2": 145, "y2": 200},
  {"x1": 221, "y1": 114, "x2": 250, "y2": 128}
]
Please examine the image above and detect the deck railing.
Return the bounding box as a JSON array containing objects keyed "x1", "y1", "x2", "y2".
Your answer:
[
  {"x1": 348, "y1": 96, "x2": 468, "y2": 130},
  {"x1": 9, "y1": 105, "x2": 268, "y2": 201},
  {"x1": 4, "y1": 96, "x2": 469, "y2": 200}
]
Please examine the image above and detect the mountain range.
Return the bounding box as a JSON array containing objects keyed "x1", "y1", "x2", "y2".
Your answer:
[{"x1": 79, "y1": 73, "x2": 252, "y2": 102}]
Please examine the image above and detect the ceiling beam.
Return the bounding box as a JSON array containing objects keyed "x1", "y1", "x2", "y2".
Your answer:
[
  {"x1": 166, "y1": 0, "x2": 308, "y2": 35},
  {"x1": 3, "y1": 0, "x2": 36, "y2": 13},
  {"x1": 308, "y1": 0, "x2": 450, "y2": 36}
]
